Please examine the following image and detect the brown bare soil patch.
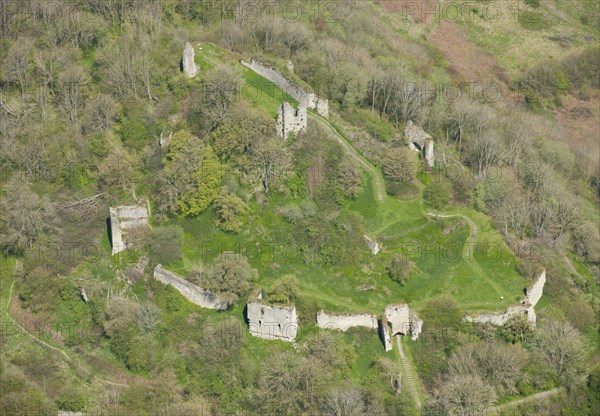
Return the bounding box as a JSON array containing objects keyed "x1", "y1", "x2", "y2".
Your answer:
[{"x1": 428, "y1": 20, "x2": 507, "y2": 87}]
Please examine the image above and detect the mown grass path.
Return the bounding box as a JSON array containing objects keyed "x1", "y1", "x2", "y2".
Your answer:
[
  {"x1": 426, "y1": 212, "x2": 480, "y2": 259},
  {"x1": 425, "y1": 211, "x2": 506, "y2": 298},
  {"x1": 396, "y1": 335, "x2": 423, "y2": 409}
]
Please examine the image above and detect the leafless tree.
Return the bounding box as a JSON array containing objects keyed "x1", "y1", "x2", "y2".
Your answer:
[
  {"x1": 466, "y1": 129, "x2": 506, "y2": 179},
  {"x1": 495, "y1": 194, "x2": 532, "y2": 239},
  {"x1": 502, "y1": 112, "x2": 532, "y2": 169},
  {"x1": 0, "y1": 175, "x2": 55, "y2": 253},
  {"x1": 248, "y1": 135, "x2": 291, "y2": 194},
  {"x1": 33, "y1": 46, "x2": 70, "y2": 96},
  {"x1": 321, "y1": 387, "x2": 366, "y2": 416},
  {"x1": 550, "y1": 192, "x2": 581, "y2": 244},
  {"x1": 282, "y1": 22, "x2": 313, "y2": 56},
  {"x1": 534, "y1": 320, "x2": 586, "y2": 382},
  {"x1": 201, "y1": 65, "x2": 241, "y2": 128},
  {"x1": 56, "y1": 64, "x2": 89, "y2": 124},
  {"x1": 436, "y1": 374, "x2": 497, "y2": 416},
  {"x1": 2, "y1": 38, "x2": 34, "y2": 99},
  {"x1": 84, "y1": 94, "x2": 118, "y2": 133},
  {"x1": 100, "y1": 31, "x2": 156, "y2": 100}
]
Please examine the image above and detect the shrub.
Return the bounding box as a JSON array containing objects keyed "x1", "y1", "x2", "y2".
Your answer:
[
  {"x1": 201, "y1": 253, "x2": 256, "y2": 304},
  {"x1": 268, "y1": 275, "x2": 299, "y2": 303},
  {"x1": 386, "y1": 253, "x2": 414, "y2": 286},
  {"x1": 215, "y1": 192, "x2": 248, "y2": 233},
  {"x1": 382, "y1": 147, "x2": 418, "y2": 183},
  {"x1": 423, "y1": 178, "x2": 453, "y2": 209}
]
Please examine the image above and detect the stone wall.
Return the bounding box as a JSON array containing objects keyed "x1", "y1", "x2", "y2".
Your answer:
[
  {"x1": 405, "y1": 121, "x2": 435, "y2": 168},
  {"x1": 465, "y1": 269, "x2": 545, "y2": 326},
  {"x1": 424, "y1": 140, "x2": 435, "y2": 168},
  {"x1": 384, "y1": 304, "x2": 411, "y2": 336},
  {"x1": 109, "y1": 206, "x2": 149, "y2": 255},
  {"x1": 276, "y1": 101, "x2": 307, "y2": 139},
  {"x1": 241, "y1": 58, "x2": 328, "y2": 117},
  {"x1": 182, "y1": 42, "x2": 198, "y2": 78},
  {"x1": 524, "y1": 269, "x2": 546, "y2": 307},
  {"x1": 317, "y1": 304, "x2": 422, "y2": 351},
  {"x1": 465, "y1": 304, "x2": 535, "y2": 325},
  {"x1": 153, "y1": 265, "x2": 229, "y2": 310},
  {"x1": 381, "y1": 304, "x2": 423, "y2": 348},
  {"x1": 363, "y1": 235, "x2": 381, "y2": 255},
  {"x1": 247, "y1": 300, "x2": 298, "y2": 342},
  {"x1": 316, "y1": 310, "x2": 378, "y2": 332},
  {"x1": 405, "y1": 121, "x2": 431, "y2": 148}
]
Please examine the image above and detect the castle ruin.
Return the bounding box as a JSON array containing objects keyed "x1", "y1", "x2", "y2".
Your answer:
[
  {"x1": 316, "y1": 303, "x2": 423, "y2": 351},
  {"x1": 380, "y1": 304, "x2": 424, "y2": 351},
  {"x1": 247, "y1": 291, "x2": 298, "y2": 342},
  {"x1": 109, "y1": 205, "x2": 149, "y2": 255},
  {"x1": 153, "y1": 265, "x2": 229, "y2": 310},
  {"x1": 182, "y1": 42, "x2": 198, "y2": 78},
  {"x1": 240, "y1": 58, "x2": 329, "y2": 118},
  {"x1": 464, "y1": 270, "x2": 546, "y2": 326},
  {"x1": 405, "y1": 120, "x2": 434, "y2": 168},
  {"x1": 241, "y1": 58, "x2": 329, "y2": 139},
  {"x1": 316, "y1": 310, "x2": 379, "y2": 332},
  {"x1": 276, "y1": 101, "x2": 307, "y2": 139}
]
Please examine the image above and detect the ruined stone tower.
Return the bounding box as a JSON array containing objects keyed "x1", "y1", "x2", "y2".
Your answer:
[
  {"x1": 182, "y1": 42, "x2": 198, "y2": 78},
  {"x1": 276, "y1": 101, "x2": 307, "y2": 140}
]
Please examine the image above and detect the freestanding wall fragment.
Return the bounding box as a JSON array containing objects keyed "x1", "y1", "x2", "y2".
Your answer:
[
  {"x1": 240, "y1": 58, "x2": 329, "y2": 117},
  {"x1": 182, "y1": 42, "x2": 198, "y2": 78},
  {"x1": 109, "y1": 205, "x2": 149, "y2": 255},
  {"x1": 247, "y1": 300, "x2": 298, "y2": 342},
  {"x1": 424, "y1": 140, "x2": 435, "y2": 168},
  {"x1": 524, "y1": 269, "x2": 546, "y2": 307},
  {"x1": 153, "y1": 265, "x2": 229, "y2": 310},
  {"x1": 316, "y1": 310, "x2": 379, "y2": 332},
  {"x1": 464, "y1": 269, "x2": 546, "y2": 326}
]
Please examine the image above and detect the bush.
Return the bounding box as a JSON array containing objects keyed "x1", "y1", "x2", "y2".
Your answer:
[
  {"x1": 215, "y1": 192, "x2": 248, "y2": 233},
  {"x1": 382, "y1": 147, "x2": 418, "y2": 183},
  {"x1": 423, "y1": 178, "x2": 453, "y2": 209},
  {"x1": 267, "y1": 275, "x2": 299, "y2": 303},
  {"x1": 421, "y1": 295, "x2": 463, "y2": 328},
  {"x1": 572, "y1": 222, "x2": 600, "y2": 264},
  {"x1": 144, "y1": 226, "x2": 183, "y2": 265},
  {"x1": 201, "y1": 253, "x2": 256, "y2": 304},
  {"x1": 474, "y1": 174, "x2": 510, "y2": 212},
  {"x1": 386, "y1": 253, "x2": 414, "y2": 286}
]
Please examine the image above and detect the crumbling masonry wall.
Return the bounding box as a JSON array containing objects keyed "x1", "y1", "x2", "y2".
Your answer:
[
  {"x1": 464, "y1": 269, "x2": 546, "y2": 326},
  {"x1": 316, "y1": 304, "x2": 423, "y2": 351},
  {"x1": 523, "y1": 269, "x2": 546, "y2": 307},
  {"x1": 380, "y1": 304, "x2": 424, "y2": 351},
  {"x1": 153, "y1": 265, "x2": 229, "y2": 310},
  {"x1": 276, "y1": 101, "x2": 307, "y2": 139},
  {"x1": 405, "y1": 120, "x2": 434, "y2": 168},
  {"x1": 316, "y1": 310, "x2": 379, "y2": 332},
  {"x1": 182, "y1": 42, "x2": 198, "y2": 78},
  {"x1": 247, "y1": 300, "x2": 298, "y2": 342},
  {"x1": 109, "y1": 206, "x2": 149, "y2": 255},
  {"x1": 240, "y1": 58, "x2": 329, "y2": 117}
]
